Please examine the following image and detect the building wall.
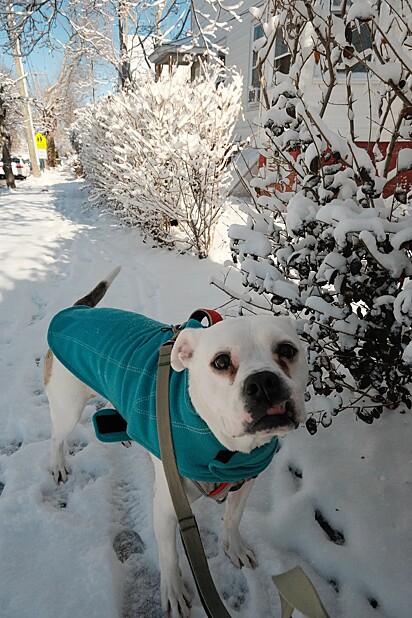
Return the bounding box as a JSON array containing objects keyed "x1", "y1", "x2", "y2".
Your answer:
[
  {"x1": 194, "y1": 0, "x2": 400, "y2": 144},
  {"x1": 193, "y1": 0, "x2": 262, "y2": 142},
  {"x1": 213, "y1": 4, "x2": 266, "y2": 143}
]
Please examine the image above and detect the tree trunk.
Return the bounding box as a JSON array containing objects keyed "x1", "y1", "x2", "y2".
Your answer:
[
  {"x1": 47, "y1": 133, "x2": 57, "y2": 167},
  {"x1": 2, "y1": 140, "x2": 15, "y2": 189},
  {"x1": 117, "y1": 0, "x2": 131, "y2": 88},
  {"x1": 0, "y1": 91, "x2": 16, "y2": 189},
  {"x1": 45, "y1": 114, "x2": 58, "y2": 167}
]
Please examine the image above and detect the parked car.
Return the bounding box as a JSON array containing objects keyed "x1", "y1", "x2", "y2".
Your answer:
[
  {"x1": 12, "y1": 156, "x2": 30, "y2": 179},
  {"x1": 0, "y1": 156, "x2": 31, "y2": 180}
]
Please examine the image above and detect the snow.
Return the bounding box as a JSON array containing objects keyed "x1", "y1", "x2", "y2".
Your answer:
[
  {"x1": 305, "y1": 296, "x2": 348, "y2": 320},
  {"x1": 316, "y1": 200, "x2": 412, "y2": 251},
  {"x1": 228, "y1": 225, "x2": 272, "y2": 258},
  {"x1": 397, "y1": 148, "x2": 412, "y2": 173},
  {"x1": 346, "y1": 1, "x2": 377, "y2": 23},
  {"x1": 360, "y1": 230, "x2": 412, "y2": 277},
  {"x1": 249, "y1": 5, "x2": 266, "y2": 21},
  {"x1": 286, "y1": 193, "x2": 318, "y2": 237},
  {"x1": 403, "y1": 341, "x2": 412, "y2": 363},
  {"x1": 393, "y1": 284, "x2": 412, "y2": 326},
  {"x1": 0, "y1": 170, "x2": 411, "y2": 618},
  {"x1": 371, "y1": 62, "x2": 403, "y2": 85}
]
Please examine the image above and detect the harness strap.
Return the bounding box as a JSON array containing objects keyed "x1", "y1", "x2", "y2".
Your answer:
[
  {"x1": 191, "y1": 479, "x2": 246, "y2": 504},
  {"x1": 156, "y1": 341, "x2": 232, "y2": 618}
]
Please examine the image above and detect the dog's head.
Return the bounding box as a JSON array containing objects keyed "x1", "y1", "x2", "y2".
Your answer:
[{"x1": 171, "y1": 314, "x2": 308, "y2": 452}]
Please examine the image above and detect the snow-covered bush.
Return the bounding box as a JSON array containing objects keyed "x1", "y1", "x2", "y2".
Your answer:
[
  {"x1": 224, "y1": 0, "x2": 412, "y2": 429},
  {"x1": 72, "y1": 66, "x2": 242, "y2": 256}
]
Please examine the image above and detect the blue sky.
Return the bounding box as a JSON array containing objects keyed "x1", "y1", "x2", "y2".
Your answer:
[
  {"x1": 1, "y1": 1, "x2": 189, "y2": 99},
  {"x1": 1, "y1": 13, "x2": 116, "y2": 99},
  {"x1": 1, "y1": 12, "x2": 69, "y2": 90}
]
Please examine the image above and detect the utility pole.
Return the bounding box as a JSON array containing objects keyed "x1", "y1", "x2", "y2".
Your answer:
[
  {"x1": 13, "y1": 39, "x2": 41, "y2": 177},
  {"x1": 7, "y1": 3, "x2": 41, "y2": 177}
]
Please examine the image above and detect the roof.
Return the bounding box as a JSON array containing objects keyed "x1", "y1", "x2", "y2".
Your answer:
[{"x1": 148, "y1": 35, "x2": 207, "y2": 65}]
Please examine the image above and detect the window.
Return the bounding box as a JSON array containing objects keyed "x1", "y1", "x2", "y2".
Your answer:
[
  {"x1": 332, "y1": 0, "x2": 372, "y2": 74},
  {"x1": 273, "y1": 30, "x2": 291, "y2": 75},
  {"x1": 249, "y1": 23, "x2": 264, "y2": 104},
  {"x1": 340, "y1": 23, "x2": 372, "y2": 73},
  {"x1": 216, "y1": 52, "x2": 226, "y2": 87}
]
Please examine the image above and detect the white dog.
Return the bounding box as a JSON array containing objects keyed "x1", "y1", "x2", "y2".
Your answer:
[{"x1": 45, "y1": 268, "x2": 308, "y2": 617}]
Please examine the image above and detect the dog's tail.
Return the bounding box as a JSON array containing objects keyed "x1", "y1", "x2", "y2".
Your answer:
[{"x1": 74, "y1": 266, "x2": 122, "y2": 307}]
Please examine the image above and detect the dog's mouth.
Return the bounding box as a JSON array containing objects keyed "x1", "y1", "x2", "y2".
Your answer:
[{"x1": 246, "y1": 400, "x2": 298, "y2": 434}]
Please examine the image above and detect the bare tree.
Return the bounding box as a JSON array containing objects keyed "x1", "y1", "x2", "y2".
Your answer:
[
  {"x1": 1, "y1": 1, "x2": 190, "y2": 92},
  {"x1": 32, "y1": 49, "x2": 89, "y2": 167}
]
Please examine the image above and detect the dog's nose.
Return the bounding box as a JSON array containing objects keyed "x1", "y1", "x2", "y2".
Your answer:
[{"x1": 243, "y1": 371, "x2": 289, "y2": 411}]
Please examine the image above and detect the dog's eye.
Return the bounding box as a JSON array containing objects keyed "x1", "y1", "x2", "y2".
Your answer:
[
  {"x1": 278, "y1": 343, "x2": 297, "y2": 360},
  {"x1": 213, "y1": 354, "x2": 231, "y2": 371}
]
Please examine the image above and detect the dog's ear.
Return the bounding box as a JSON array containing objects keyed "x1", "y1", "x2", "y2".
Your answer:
[{"x1": 171, "y1": 329, "x2": 201, "y2": 372}]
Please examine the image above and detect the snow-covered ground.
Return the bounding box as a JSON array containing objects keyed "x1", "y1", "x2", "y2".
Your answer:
[{"x1": 0, "y1": 170, "x2": 410, "y2": 618}]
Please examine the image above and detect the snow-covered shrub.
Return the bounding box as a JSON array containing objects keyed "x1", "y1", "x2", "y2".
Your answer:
[
  {"x1": 72, "y1": 66, "x2": 242, "y2": 256},
  {"x1": 224, "y1": 0, "x2": 412, "y2": 429}
]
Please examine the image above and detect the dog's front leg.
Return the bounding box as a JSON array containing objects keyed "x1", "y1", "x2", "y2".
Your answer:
[
  {"x1": 223, "y1": 478, "x2": 258, "y2": 569},
  {"x1": 152, "y1": 457, "x2": 192, "y2": 617}
]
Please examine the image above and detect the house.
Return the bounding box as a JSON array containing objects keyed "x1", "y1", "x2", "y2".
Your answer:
[
  {"x1": 148, "y1": 34, "x2": 208, "y2": 80},
  {"x1": 149, "y1": 0, "x2": 411, "y2": 195}
]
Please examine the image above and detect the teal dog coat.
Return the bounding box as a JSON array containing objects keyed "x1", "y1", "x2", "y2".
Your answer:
[{"x1": 47, "y1": 307, "x2": 278, "y2": 483}]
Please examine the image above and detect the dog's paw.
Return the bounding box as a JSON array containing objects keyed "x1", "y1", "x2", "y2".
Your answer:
[
  {"x1": 49, "y1": 461, "x2": 71, "y2": 483},
  {"x1": 223, "y1": 532, "x2": 258, "y2": 569},
  {"x1": 161, "y1": 573, "x2": 192, "y2": 618},
  {"x1": 49, "y1": 441, "x2": 71, "y2": 483}
]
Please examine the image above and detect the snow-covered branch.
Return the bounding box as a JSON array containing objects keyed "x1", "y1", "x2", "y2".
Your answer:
[{"x1": 225, "y1": 0, "x2": 412, "y2": 429}]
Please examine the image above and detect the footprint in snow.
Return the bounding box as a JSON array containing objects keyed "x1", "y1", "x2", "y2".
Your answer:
[
  {"x1": 67, "y1": 440, "x2": 88, "y2": 456},
  {"x1": 221, "y1": 570, "x2": 249, "y2": 612},
  {"x1": 121, "y1": 562, "x2": 162, "y2": 618},
  {"x1": 0, "y1": 441, "x2": 22, "y2": 456},
  {"x1": 42, "y1": 467, "x2": 102, "y2": 510},
  {"x1": 199, "y1": 526, "x2": 219, "y2": 559},
  {"x1": 29, "y1": 289, "x2": 48, "y2": 324},
  {"x1": 113, "y1": 531, "x2": 163, "y2": 618},
  {"x1": 33, "y1": 387, "x2": 48, "y2": 405},
  {"x1": 113, "y1": 529, "x2": 145, "y2": 563},
  {"x1": 288, "y1": 463, "x2": 303, "y2": 490},
  {"x1": 42, "y1": 483, "x2": 69, "y2": 510},
  {"x1": 30, "y1": 313, "x2": 44, "y2": 325}
]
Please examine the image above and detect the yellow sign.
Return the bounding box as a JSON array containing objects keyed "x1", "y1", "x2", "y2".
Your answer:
[{"x1": 36, "y1": 133, "x2": 47, "y2": 149}]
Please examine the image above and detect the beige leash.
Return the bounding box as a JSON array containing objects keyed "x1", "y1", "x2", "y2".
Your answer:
[
  {"x1": 272, "y1": 567, "x2": 331, "y2": 618},
  {"x1": 156, "y1": 340, "x2": 331, "y2": 618},
  {"x1": 156, "y1": 341, "x2": 231, "y2": 618}
]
